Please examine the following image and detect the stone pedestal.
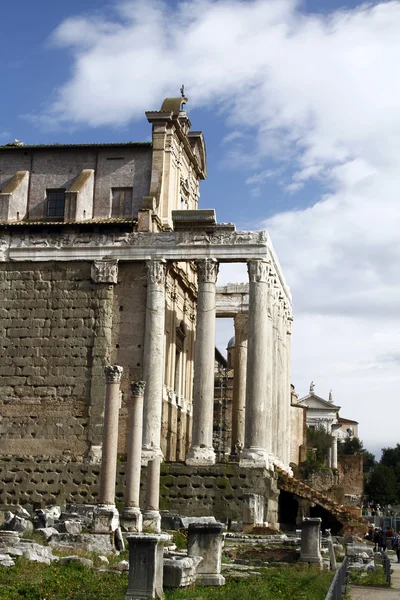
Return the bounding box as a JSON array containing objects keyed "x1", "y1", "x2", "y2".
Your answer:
[
  {"x1": 125, "y1": 533, "x2": 170, "y2": 600},
  {"x1": 186, "y1": 259, "x2": 219, "y2": 466},
  {"x1": 92, "y1": 504, "x2": 120, "y2": 534},
  {"x1": 122, "y1": 380, "x2": 146, "y2": 533},
  {"x1": 243, "y1": 493, "x2": 264, "y2": 532},
  {"x1": 99, "y1": 365, "x2": 123, "y2": 506},
  {"x1": 231, "y1": 313, "x2": 248, "y2": 455},
  {"x1": 300, "y1": 518, "x2": 323, "y2": 566},
  {"x1": 187, "y1": 522, "x2": 225, "y2": 587},
  {"x1": 142, "y1": 260, "x2": 166, "y2": 464},
  {"x1": 143, "y1": 457, "x2": 161, "y2": 533},
  {"x1": 240, "y1": 260, "x2": 271, "y2": 469}
]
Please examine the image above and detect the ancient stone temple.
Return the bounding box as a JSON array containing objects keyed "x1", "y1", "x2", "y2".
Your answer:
[{"x1": 0, "y1": 97, "x2": 294, "y2": 509}]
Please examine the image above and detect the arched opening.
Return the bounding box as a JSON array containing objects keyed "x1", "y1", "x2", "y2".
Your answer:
[{"x1": 278, "y1": 490, "x2": 299, "y2": 531}]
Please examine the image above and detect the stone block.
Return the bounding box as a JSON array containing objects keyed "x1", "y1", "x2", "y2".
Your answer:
[
  {"x1": 243, "y1": 494, "x2": 264, "y2": 532},
  {"x1": 187, "y1": 522, "x2": 225, "y2": 587},
  {"x1": 163, "y1": 554, "x2": 203, "y2": 588},
  {"x1": 300, "y1": 518, "x2": 323, "y2": 566}
]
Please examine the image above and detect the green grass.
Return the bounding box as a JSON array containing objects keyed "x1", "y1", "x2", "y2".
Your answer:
[
  {"x1": 165, "y1": 566, "x2": 333, "y2": 600},
  {"x1": 0, "y1": 560, "x2": 333, "y2": 600},
  {"x1": 0, "y1": 558, "x2": 128, "y2": 600},
  {"x1": 348, "y1": 565, "x2": 387, "y2": 587}
]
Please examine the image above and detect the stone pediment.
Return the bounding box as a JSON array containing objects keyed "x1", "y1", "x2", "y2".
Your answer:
[{"x1": 297, "y1": 393, "x2": 340, "y2": 412}]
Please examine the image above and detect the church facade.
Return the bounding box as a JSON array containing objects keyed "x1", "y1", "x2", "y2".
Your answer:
[{"x1": 0, "y1": 97, "x2": 295, "y2": 507}]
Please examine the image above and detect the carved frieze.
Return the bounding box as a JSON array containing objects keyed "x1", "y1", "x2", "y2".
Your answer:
[
  {"x1": 146, "y1": 259, "x2": 167, "y2": 285},
  {"x1": 91, "y1": 259, "x2": 118, "y2": 284},
  {"x1": 131, "y1": 380, "x2": 146, "y2": 396},
  {"x1": 196, "y1": 258, "x2": 219, "y2": 284},
  {"x1": 104, "y1": 365, "x2": 123, "y2": 383}
]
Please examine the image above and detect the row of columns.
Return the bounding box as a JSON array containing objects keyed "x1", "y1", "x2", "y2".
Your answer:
[
  {"x1": 97, "y1": 370, "x2": 162, "y2": 533},
  {"x1": 141, "y1": 256, "x2": 292, "y2": 470}
]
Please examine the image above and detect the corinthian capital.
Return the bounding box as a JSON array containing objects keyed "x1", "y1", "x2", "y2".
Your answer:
[
  {"x1": 131, "y1": 380, "x2": 146, "y2": 397},
  {"x1": 104, "y1": 365, "x2": 123, "y2": 383},
  {"x1": 146, "y1": 260, "x2": 167, "y2": 285},
  {"x1": 247, "y1": 259, "x2": 270, "y2": 284},
  {"x1": 197, "y1": 258, "x2": 219, "y2": 284}
]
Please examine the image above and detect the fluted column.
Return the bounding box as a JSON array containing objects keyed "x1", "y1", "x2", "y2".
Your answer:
[
  {"x1": 275, "y1": 298, "x2": 285, "y2": 466},
  {"x1": 122, "y1": 380, "x2": 146, "y2": 532},
  {"x1": 186, "y1": 258, "x2": 219, "y2": 466},
  {"x1": 142, "y1": 260, "x2": 167, "y2": 464},
  {"x1": 99, "y1": 365, "x2": 123, "y2": 506},
  {"x1": 284, "y1": 310, "x2": 293, "y2": 468},
  {"x1": 240, "y1": 259, "x2": 271, "y2": 469},
  {"x1": 231, "y1": 312, "x2": 248, "y2": 455},
  {"x1": 331, "y1": 434, "x2": 338, "y2": 470}
]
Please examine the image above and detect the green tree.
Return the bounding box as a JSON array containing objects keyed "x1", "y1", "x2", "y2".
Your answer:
[
  {"x1": 306, "y1": 426, "x2": 333, "y2": 464},
  {"x1": 365, "y1": 464, "x2": 399, "y2": 505}
]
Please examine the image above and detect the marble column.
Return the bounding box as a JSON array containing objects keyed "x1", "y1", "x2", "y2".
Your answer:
[
  {"x1": 231, "y1": 312, "x2": 248, "y2": 455},
  {"x1": 240, "y1": 259, "x2": 271, "y2": 469},
  {"x1": 99, "y1": 365, "x2": 123, "y2": 506},
  {"x1": 143, "y1": 457, "x2": 162, "y2": 533},
  {"x1": 186, "y1": 258, "x2": 219, "y2": 466},
  {"x1": 142, "y1": 260, "x2": 167, "y2": 464},
  {"x1": 122, "y1": 380, "x2": 146, "y2": 533},
  {"x1": 284, "y1": 310, "x2": 293, "y2": 468},
  {"x1": 275, "y1": 298, "x2": 286, "y2": 467},
  {"x1": 331, "y1": 434, "x2": 338, "y2": 470}
]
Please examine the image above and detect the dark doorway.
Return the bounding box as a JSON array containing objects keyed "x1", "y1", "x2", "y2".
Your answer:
[{"x1": 279, "y1": 490, "x2": 299, "y2": 531}]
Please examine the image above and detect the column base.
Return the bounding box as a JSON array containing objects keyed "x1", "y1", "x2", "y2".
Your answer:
[
  {"x1": 142, "y1": 510, "x2": 161, "y2": 533},
  {"x1": 196, "y1": 574, "x2": 225, "y2": 586},
  {"x1": 92, "y1": 504, "x2": 120, "y2": 533},
  {"x1": 121, "y1": 507, "x2": 142, "y2": 533},
  {"x1": 239, "y1": 447, "x2": 272, "y2": 469},
  {"x1": 141, "y1": 446, "x2": 163, "y2": 466},
  {"x1": 185, "y1": 446, "x2": 216, "y2": 466}
]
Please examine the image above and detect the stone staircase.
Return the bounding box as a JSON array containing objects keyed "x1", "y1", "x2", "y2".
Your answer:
[{"x1": 275, "y1": 467, "x2": 365, "y2": 530}]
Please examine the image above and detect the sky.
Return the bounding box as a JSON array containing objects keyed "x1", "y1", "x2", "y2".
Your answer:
[{"x1": 2, "y1": 0, "x2": 400, "y2": 458}]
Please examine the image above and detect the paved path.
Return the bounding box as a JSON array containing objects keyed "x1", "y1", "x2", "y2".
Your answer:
[{"x1": 350, "y1": 559, "x2": 400, "y2": 599}]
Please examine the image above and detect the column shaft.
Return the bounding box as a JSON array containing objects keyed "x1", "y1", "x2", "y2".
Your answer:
[
  {"x1": 186, "y1": 258, "x2": 219, "y2": 466},
  {"x1": 99, "y1": 365, "x2": 123, "y2": 506},
  {"x1": 231, "y1": 313, "x2": 248, "y2": 455},
  {"x1": 142, "y1": 260, "x2": 167, "y2": 463},
  {"x1": 332, "y1": 435, "x2": 338, "y2": 469},
  {"x1": 125, "y1": 381, "x2": 146, "y2": 508},
  {"x1": 240, "y1": 260, "x2": 271, "y2": 468}
]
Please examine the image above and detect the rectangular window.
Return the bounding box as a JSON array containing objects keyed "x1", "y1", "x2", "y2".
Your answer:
[
  {"x1": 47, "y1": 189, "x2": 66, "y2": 218},
  {"x1": 111, "y1": 187, "x2": 133, "y2": 217}
]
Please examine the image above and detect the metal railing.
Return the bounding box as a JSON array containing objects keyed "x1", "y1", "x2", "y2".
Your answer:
[
  {"x1": 382, "y1": 552, "x2": 392, "y2": 587},
  {"x1": 325, "y1": 556, "x2": 348, "y2": 600}
]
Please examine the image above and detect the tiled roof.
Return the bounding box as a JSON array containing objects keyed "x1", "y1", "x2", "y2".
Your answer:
[{"x1": 0, "y1": 142, "x2": 151, "y2": 150}]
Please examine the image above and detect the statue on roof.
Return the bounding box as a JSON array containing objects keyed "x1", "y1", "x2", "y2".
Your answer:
[
  {"x1": 329, "y1": 389, "x2": 333, "y2": 402},
  {"x1": 310, "y1": 381, "x2": 315, "y2": 394}
]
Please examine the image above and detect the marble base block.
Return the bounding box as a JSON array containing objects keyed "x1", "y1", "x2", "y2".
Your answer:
[
  {"x1": 142, "y1": 510, "x2": 161, "y2": 533},
  {"x1": 185, "y1": 446, "x2": 216, "y2": 466},
  {"x1": 121, "y1": 507, "x2": 142, "y2": 533},
  {"x1": 239, "y1": 447, "x2": 271, "y2": 469},
  {"x1": 92, "y1": 505, "x2": 119, "y2": 533}
]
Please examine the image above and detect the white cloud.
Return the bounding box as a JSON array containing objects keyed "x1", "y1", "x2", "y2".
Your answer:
[{"x1": 38, "y1": 0, "x2": 400, "y2": 453}]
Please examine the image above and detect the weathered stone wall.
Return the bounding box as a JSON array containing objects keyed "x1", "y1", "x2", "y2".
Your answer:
[
  {"x1": 338, "y1": 455, "x2": 363, "y2": 500},
  {"x1": 305, "y1": 454, "x2": 364, "y2": 506},
  {"x1": 0, "y1": 261, "x2": 110, "y2": 458},
  {"x1": 290, "y1": 403, "x2": 306, "y2": 465},
  {"x1": 0, "y1": 459, "x2": 278, "y2": 523},
  {"x1": 0, "y1": 261, "x2": 151, "y2": 459}
]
